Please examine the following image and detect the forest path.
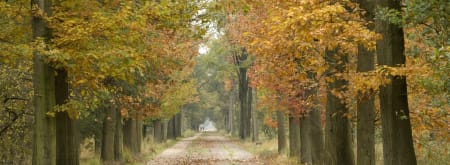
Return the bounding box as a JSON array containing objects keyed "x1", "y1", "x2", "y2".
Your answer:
[{"x1": 147, "y1": 132, "x2": 263, "y2": 165}]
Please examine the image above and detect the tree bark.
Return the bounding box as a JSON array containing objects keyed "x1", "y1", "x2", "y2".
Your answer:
[
  {"x1": 356, "y1": 0, "x2": 376, "y2": 164},
  {"x1": 136, "y1": 119, "x2": 142, "y2": 152},
  {"x1": 276, "y1": 111, "x2": 286, "y2": 153},
  {"x1": 252, "y1": 88, "x2": 258, "y2": 142},
  {"x1": 300, "y1": 116, "x2": 311, "y2": 163},
  {"x1": 300, "y1": 103, "x2": 325, "y2": 165},
  {"x1": 175, "y1": 113, "x2": 182, "y2": 138},
  {"x1": 55, "y1": 69, "x2": 79, "y2": 165},
  {"x1": 300, "y1": 74, "x2": 324, "y2": 164},
  {"x1": 114, "y1": 107, "x2": 123, "y2": 161},
  {"x1": 153, "y1": 119, "x2": 163, "y2": 143},
  {"x1": 376, "y1": 0, "x2": 417, "y2": 164},
  {"x1": 167, "y1": 117, "x2": 175, "y2": 139},
  {"x1": 235, "y1": 48, "x2": 252, "y2": 140},
  {"x1": 324, "y1": 50, "x2": 354, "y2": 165},
  {"x1": 95, "y1": 112, "x2": 103, "y2": 155},
  {"x1": 101, "y1": 106, "x2": 116, "y2": 163},
  {"x1": 32, "y1": 0, "x2": 56, "y2": 164},
  {"x1": 162, "y1": 120, "x2": 167, "y2": 142},
  {"x1": 308, "y1": 105, "x2": 324, "y2": 165},
  {"x1": 288, "y1": 116, "x2": 300, "y2": 158},
  {"x1": 123, "y1": 119, "x2": 138, "y2": 154},
  {"x1": 238, "y1": 68, "x2": 249, "y2": 139},
  {"x1": 228, "y1": 89, "x2": 234, "y2": 134}
]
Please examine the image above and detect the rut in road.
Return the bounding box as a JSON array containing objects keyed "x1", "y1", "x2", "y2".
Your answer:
[{"x1": 147, "y1": 132, "x2": 263, "y2": 165}]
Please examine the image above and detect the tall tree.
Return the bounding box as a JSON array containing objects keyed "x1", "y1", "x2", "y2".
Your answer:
[
  {"x1": 31, "y1": 0, "x2": 56, "y2": 164},
  {"x1": 167, "y1": 116, "x2": 176, "y2": 139},
  {"x1": 55, "y1": 69, "x2": 79, "y2": 165},
  {"x1": 228, "y1": 89, "x2": 234, "y2": 135},
  {"x1": 123, "y1": 119, "x2": 139, "y2": 154},
  {"x1": 288, "y1": 115, "x2": 300, "y2": 158},
  {"x1": 276, "y1": 111, "x2": 286, "y2": 153},
  {"x1": 300, "y1": 76, "x2": 324, "y2": 164},
  {"x1": 252, "y1": 89, "x2": 259, "y2": 142},
  {"x1": 324, "y1": 49, "x2": 354, "y2": 165},
  {"x1": 153, "y1": 119, "x2": 163, "y2": 143},
  {"x1": 356, "y1": 0, "x2": 376, "y2": 164},
  {"x1": 101, "y1": 105, "x2": 116, "y2": 163},
  {"x1": 376, "y1": 0, "x2": 417, "y2": 164},
  {"x1": 175, "y1": 113, "x2": 182, "y2": 138},
  {"x1": 114, "y1": 105, "x2": 123, "y2": 162},
  {"x1": 234, "y1": 48, "x2": 252, "y2": 140}
]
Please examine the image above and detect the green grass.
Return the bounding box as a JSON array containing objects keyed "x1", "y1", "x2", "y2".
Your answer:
[{"x1": 183, "y1": 129, "x2": 196, "y2": 137}]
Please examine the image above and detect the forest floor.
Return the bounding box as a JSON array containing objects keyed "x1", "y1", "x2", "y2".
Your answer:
[{"x1": 147, "y1": 132, "x2": 263, "y2": 165}]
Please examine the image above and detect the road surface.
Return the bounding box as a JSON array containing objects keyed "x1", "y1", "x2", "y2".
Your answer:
[{"x1": 147, "y1": 132, "x2": 262, "y2": 165}]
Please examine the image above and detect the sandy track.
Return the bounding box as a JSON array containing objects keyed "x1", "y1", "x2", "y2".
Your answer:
[{"x1": 147, "y1": 132, "x2": 262, "y2": 165}]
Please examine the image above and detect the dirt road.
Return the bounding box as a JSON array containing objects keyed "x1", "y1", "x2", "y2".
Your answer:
[{"x1": 147, "y1": 132, "x2": 262, "y2": 165}]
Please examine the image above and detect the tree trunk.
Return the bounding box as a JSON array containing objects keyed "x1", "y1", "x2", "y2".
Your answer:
[
  {"x1": 123, "y1": 119, "x2": 138, "y2": 154},
  {"x1": 162, "y1": 120, "x2": 167, "y2": 142},
  {"x1": 288, "y1": 116, "x2": 300, "y2": 158},
  {"x1": 153, "y1": 119, "x2": 163, "y2": 143},
  {"x1": 236, "y1": 48, "x2": 252, "y2": 140},
  {"x1": 300, "y1": 117, "x2": 311, "y2": 163},
  {"x1": 55, "y1": 69, "x2": 79, "y2": 165},
  {"x1": 136, "y1": 119, "x2": 142, "y2": 153},
  {"x1": 32, "y1": 0, "x2": 56, "y2": 164},
  {"x1": 229, "y1": 90, "x2": 234, "y2": 134},
  {"x1": 175, "y1": 113, "x2": 182, "y2": 138},
  {"x1": 324, "y1": 50, "x2": 354, "y2": 165},
  {"x1": 101, "y1": 106, "x2": 116, "y2": 163},
  {"x1": 167, "y1": 117, "x2": 175, "y2": 139},
  {"x1": 376, "y1": 0, "x2": 417, "y2": 164},
  {"x1": 300, "y1": 75, "x2": 324, "y2": 164},
  {"x1": 247, "y1": 86, "x2": 253, "y2": 139},
  {"x1": 95, "y1": 134, "x2": 102, "y2": 155},
  {"x1": 300, "y1": 106, "x2": 325, "y2": 165},
  {"x1": 252, "y1": 88, "x2": 258, "y2": 142},
  {"x1": 277, "y1": 111, "x2": 286, "y2": 153},
  {"x1": 308, "y1": 105, "x2": 324, "y2": 165},
  {"x1": 95, "y1": 111, "x2": 103, "y2": 155},
  {"x1": 356, "y1": 0, "x2": 376, "y2": 164},
  {"x1": 143, "y1": 124, "x2": 148, "y2": 139},
  {"x1": 238, "y1": 68, "x2": 248, "y2": 139},
  {"x1": 114, "y1": 107, "x2": 123, "y2": 161}
]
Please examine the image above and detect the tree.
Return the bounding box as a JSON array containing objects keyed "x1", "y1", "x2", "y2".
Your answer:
[
  {"x1": 252, "y1": 89, "x2": 259, "y2": 142},
  {"x1": 101, "y1": 103, "x2": 117, "y2": 163},
  {"x1": 288, "y1": 115, "x2": 300, "y2": 158},
  {"x1": 31, "y1": 0, "x2": 56, "y2": 164},
  {"x1": 300, "y1": 74, "x2": 324, "y2": 164},
  {"x1": 233, "y1": 1, "x2": 376, "y2": 163},
  {"x1": 324, "y1": 49, "x2": 354, "y2": 165},
  {"x1": 153, "y1": 119, "x2": 163, "y2": 143},
  {"x1": 376, "y1": 0, "x2": 417, "y2": 164},
  {"x1": 276, "y1": 111, "x2": 286, "y2": 153},
  {"x1": 356, "y1": 0, "x2": 376, "y2": 164},
  {"x1": 233, "y1": 48, "x2": 253, "y2": 140},
  {"x1": 124, "y1": 118, "x2": 140, "y2": 153},
  {"x1": 55, "y1": 69, "x2": 80, "y2": 165}
]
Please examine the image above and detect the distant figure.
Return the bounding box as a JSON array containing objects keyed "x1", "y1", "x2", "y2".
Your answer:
[
  {"x1": 199, "y1": 124, "x2": 205, "y2": 132},
  {"x1": 200, "y1": 117, "x2": 217, "y2": 132}
]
